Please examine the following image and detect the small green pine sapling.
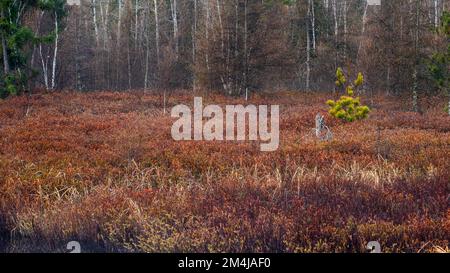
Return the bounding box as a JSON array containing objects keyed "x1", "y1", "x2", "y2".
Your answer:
[{"x1": 327, "y1": 68, "x2": 370, "y2": 122}]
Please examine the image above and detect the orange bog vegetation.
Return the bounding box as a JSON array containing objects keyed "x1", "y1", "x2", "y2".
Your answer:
[{"x1": 0, "y1": 91, "x2": 448, "y2": 253}]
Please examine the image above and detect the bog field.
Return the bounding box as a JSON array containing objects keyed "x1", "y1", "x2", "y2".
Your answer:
[{"x1": 0, "y1": 91, "x2": 449, "y2": 253}]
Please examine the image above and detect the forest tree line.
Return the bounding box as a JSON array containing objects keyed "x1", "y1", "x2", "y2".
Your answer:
[{"x1": 0, "y1": 0, "x2": 449, "y2": 111}]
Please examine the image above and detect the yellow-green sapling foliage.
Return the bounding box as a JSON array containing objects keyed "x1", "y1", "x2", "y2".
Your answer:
[{"x1": 327, "y1": 68, "x2": 370, "y2": 122}]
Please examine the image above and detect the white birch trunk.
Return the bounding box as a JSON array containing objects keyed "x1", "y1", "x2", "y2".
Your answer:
[
  {"x1": 99, "y1": 0, "x2": 110, "y2": 49},
  {"x1": 38, "y1": 10, "x2": 50, "y2": 91},
  {"x1": 154, "y1": 0, "x2": 160, "y2": 68},
  {"x1": 51, "y1": 11, "x2": 59, "y2": 90},
  {"x1": 434, "y1": 0, "x2": 439, "y2": 28},
  {"x1": 343, "y1": 0, "x2": 347, "y2": 39},
  {"x1": 39, "y1": 43, "x2": 49, "y2": 90},
  {"x1": 244, "y1": 0, "x2": 248, "y2": 96},
  {"x1": 144, "y1": 28, "x2": 149, "y2": 89},
  {"x1": 192, "y1": 0, "x2": 198, "y2": 91},
  {"x1": 127, "y1": 34, "x2": 131, "y2": 89},
  {"x1": 144, "y1": 3, "x2": 150, "y2": 89},
  {"x1": 306, "y1": 0, "x2": 312, "y2": 91},
  {"x1": 135, "y1": 0, "x2": 138, "y2": 45},
  {"x1": 117, "y1": 0, "x2": 122, "y2": 45},
  {"x1": 332, "y1": 0, "x2": 338, "y2": 78},
  {"x1": 358, "y1": 0, "x2": 369, "y2": 57},
  {"x1": 192, "y1": 0, "x2": 197, "y2": 63},
  {"x1": 311, "y1": 0, "x2": 316, "y2": 51},
  {"x1": 216, "y1": 0, "x2": 224, "y2": 54},
  {"x1": 170, "y1": 0, "x2": 179, "y2": 56},
  {"x1": 205, "y1": 0, "x2": 211, "y2": 78},
  {"x1": 216, "y1": 0, "x2": 229, "y2": 94},
  {"x1": 333, "y1": 0, "x2": 338, "y2": 39},
  {"x1": 343, "y1": 0, "x2": 347, "y2": 61},
  {"x1": 92, "y1": 0, "x2": 99, "y2": 46},
  {"x1": 116, "y1": 0, "x2": 122, "y2": 88}
]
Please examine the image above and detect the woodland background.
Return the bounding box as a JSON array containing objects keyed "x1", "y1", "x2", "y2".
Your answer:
[{"x1": 0, "y1": 0, "x2": 448, "y2": 105}]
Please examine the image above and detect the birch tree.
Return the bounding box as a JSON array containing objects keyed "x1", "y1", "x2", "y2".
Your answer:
[
  {"x1": 306, "y1": 0, "x2": 312, "y2": 91},
  {"x1": 154, "y1": 0, "x2": 160, "y2": 69},
  {"x1": 35, "y1": 0, "x2": 66, "y2": 91},
  {"x1": 170, "y1": 0, "x2": 179, "y2": 56},
  {"x1": 116, "y1": 0, "x2": 122, "y2": 88},
  {"x1": 92, "y1": 0, "x2": 99, "y2": 45}
]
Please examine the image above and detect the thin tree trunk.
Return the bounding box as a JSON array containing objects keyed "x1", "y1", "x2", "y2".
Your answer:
[
  {"x1": 306, "y1": 0, "x2": 312, "y2": 91},
  {"x1": 1, "y1": 9, "x2": 10, "y2": 75},
  {"x1": 144, "y1": 3, "x2": 150, "y2": 90},
  {"x1": 234, "y1": 0, "x2": 239, "y2": 93},
  {"x1": 192, "y1": 0, "x2": 197, "y2": 91},
  {"x1": 333, "y1": 0, "x2": 338, "y2": 39},
  {"x1": 343, "y1": 0, "x2": 348, "y2": 62},
  {"x1": 51, "y1": 11, "x2": 59, "y2": 90},
  {"x1": 154, "y1": 0, "x2": 160, "y2": 70},
  {"x1": 216, "y1": 0, "x2": 229, "y2": 94},
  {"x1": 116, "y1": 0, "x2": 122, "y2": 89},
  {"x1": 243, "y1": 0, "x2": 248, "y2": 96},
  {"x1": 92, "y1": 0, "x2": 99, "y2": 46},
  {"x1": 135, "y1": 0, "x2": 139, "y2": 46},
  {"x1": 117, "y1": 0, "x2": 122, "y2": 48},
  {"x1": 332, "y1": 0, "x2": 338, "y2": 72},
  {"x1": 205, "y1": 0, "x2": 211, "y2": 87},
  {"x1": 358, "y1": 0, "x2": 369, "y2": 59},
  {"x1": 448, "y1": 88, "x2": 450, "y2": 115},
  {"x1": 38, "y1": 10, "x2": 49, "y2": 91},
  {"x1": 170, "y1": 0, "x2": 179, "y2": 56},
  {"x1": 216, "y1": 0, "x2": 224, "y2": 55},
  {"x1": 412, "y1": 0, "x2": 420, "y2": 113},
  {"x1": 127, "y1": 33, "x2": 131, "y2": 90},
  {"x1": 311, "y1": 0, "x2": 316, "y2": 51},
  {"x1": 434, "y1": 0, "x2": 439, "y2": 28},
  {"x1": 75, "y1": 7, "x2": 82, "y2": 90},
  {"x1": 1, "y1": 34, "x2": 10, "y2": 75},
  {"x1": 144, "y1": 31, "x2": 149, "y2": 90},
  {"x1": 39, "y1": 43, "x2": 49, "y2": 90}
]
